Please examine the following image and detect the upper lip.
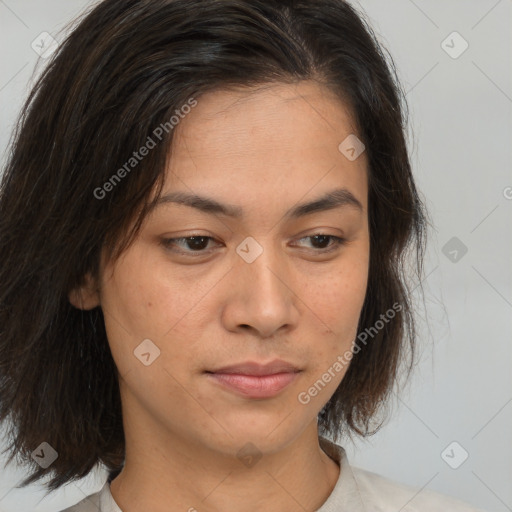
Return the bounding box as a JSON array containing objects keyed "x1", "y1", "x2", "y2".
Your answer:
[{"x1": 207, "y1": 359, "x2": 301, "y2": 376}]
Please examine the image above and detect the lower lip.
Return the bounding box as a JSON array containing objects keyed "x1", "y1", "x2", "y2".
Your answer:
[{"x1": 206, "y1": 372, "x2": 299, "y2": 398}]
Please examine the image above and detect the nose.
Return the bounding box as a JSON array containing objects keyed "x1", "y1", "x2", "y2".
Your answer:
[{"x1": 221, "y1": 240, "x2": 300, "y2": 339}]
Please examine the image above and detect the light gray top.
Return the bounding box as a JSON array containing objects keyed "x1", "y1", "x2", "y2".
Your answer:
[{"x1": 60, "y1": 436, "x2": 484, "y2": 511}]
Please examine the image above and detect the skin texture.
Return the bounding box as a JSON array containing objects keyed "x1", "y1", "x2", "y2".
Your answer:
[{"x1": 70, "y1": 80, "x2": 370, "y2": 512}]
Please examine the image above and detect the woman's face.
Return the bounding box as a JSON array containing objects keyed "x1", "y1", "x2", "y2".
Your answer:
[{"x1": 76, "y1": 80, "x2": 369, "y2": 456}]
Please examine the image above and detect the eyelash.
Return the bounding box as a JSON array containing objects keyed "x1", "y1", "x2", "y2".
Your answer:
[{"x1": 161, "y1": 234, "x2": 346, "y2": 257}]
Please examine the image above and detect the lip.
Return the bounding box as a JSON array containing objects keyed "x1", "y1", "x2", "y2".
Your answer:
[
  {"x1": 207, "y1": 359, "x2": 300, "y2": 376},
  {"x1": 205, "y1": 359, "x2": 301, "y2": 399},
  {"x1": 206, "y1": 372, "x2": 300, "y2": 399}
]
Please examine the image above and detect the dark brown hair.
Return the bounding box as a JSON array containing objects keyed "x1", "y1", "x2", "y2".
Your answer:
[{"x1": 0, "y1": 0, "x2": 429, "y2": 494}]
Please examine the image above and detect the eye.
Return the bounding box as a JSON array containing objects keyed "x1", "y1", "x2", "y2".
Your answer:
[
  {"x1": 162, "y1": 235, "x2": 220, "y2": 256},
  {"x1": 161, "y1": 233, "x2": 346, "y2": 257},
  {"x1": 294, "y1": 234, "x2": 346, "y2": 253}
]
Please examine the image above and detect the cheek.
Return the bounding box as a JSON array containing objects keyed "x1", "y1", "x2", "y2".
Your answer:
[
  {"x1": 99, "y1": 253, "x2": 222, "y2": 375},
  {"x1": 311, "y1": 260, "x2": 368, "y2": 336},
  {"x1": 100, "y1": 252, "x2": 202, "y2": 337},
  {"x1": 302, "y1": 257, "x2": 368, "y2": 384}
]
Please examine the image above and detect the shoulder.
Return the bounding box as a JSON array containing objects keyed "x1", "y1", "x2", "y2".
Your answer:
[
  {"x1": 57, "y1": 489, "x2": 102, "y2": 512},
  {"x1": 351, "y1": 465, "x2": 486, "y2": 511}
]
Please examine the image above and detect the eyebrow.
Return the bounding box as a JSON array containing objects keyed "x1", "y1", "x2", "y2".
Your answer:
[{"x1": 152, "y1": 187, "x2": 364, "y2": 220}]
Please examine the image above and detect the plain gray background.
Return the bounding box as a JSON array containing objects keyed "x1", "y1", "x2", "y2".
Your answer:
[{"x1": 0, "y1": 1, "x2": 511, "y2": 511}]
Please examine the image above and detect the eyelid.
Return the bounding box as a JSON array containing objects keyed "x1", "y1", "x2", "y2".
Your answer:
[
  {"x1": 161, "y1": 231, "x2": 347, "y2": 257},
  {"x1": 292, "y1": 234, "x2": 346, "y2": 253},
  {"x1": 161, "y1": 233, "x2": 220, "y2": 256}
]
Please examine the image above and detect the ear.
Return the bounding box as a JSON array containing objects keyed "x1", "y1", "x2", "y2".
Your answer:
[{"x1": 68, "y1": 272, "x2": 101, "y2": 310}]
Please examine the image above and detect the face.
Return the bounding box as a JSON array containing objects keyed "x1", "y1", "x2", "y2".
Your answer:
[{"x1": 73, "y1": 80, "x2": 369, "y2": 457}]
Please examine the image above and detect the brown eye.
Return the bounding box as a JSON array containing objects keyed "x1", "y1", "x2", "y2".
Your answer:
[
  {"x1": 296, "y1": 234, "x2": 346, "y2": 253},
  {"x1": 162, "y1": 236, "x2": 219, "y2": 255}
]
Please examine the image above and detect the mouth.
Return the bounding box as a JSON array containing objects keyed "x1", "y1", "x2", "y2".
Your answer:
[
  {"x1": 205, "y1": 359, "x2": 301, "y2": 399},
  {"x1": 206, "y1": 359, "x2": 301, "y2": 376}
]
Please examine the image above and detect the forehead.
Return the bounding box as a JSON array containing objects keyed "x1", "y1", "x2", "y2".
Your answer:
[
  {"x1": 160, "y1": 80, "x2": 367, "y2": 215},
  {"x1": 173, "y1": 81, "x2": 359, "y2": 153}
]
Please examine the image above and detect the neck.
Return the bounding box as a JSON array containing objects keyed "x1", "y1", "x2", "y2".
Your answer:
[{"x1": 110, "y1": 420, "x2": 339, "y2": 512}]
